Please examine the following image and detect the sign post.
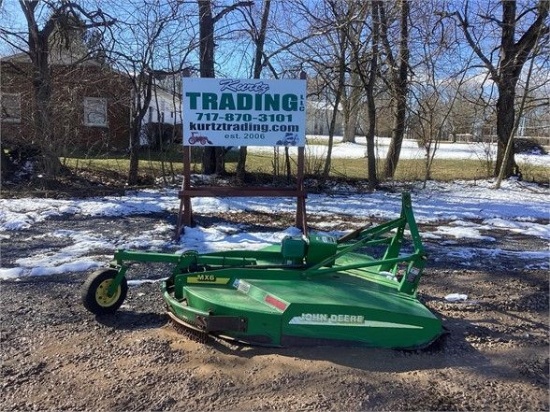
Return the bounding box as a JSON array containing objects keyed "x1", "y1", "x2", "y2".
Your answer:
[{"x1": 175, "y1": 75, "x2": 308, "y2": 238}]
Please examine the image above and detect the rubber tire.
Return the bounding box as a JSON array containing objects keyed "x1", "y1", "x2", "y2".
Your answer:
[{"x1": 81, "y1": 269, "x2": 128, "y2": 315}]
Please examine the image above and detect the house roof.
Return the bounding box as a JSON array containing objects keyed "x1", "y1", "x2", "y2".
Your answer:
[{"x1": 1, "y1": 52, "x2": 182, "y2": 102}]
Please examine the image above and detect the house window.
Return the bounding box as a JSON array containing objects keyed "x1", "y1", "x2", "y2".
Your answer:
[
  {"x1": 1, "y1": 93, "x2": 21, "y2": 123},
  {"x1": 83, "y1": 97, "x2": 107, "y2": 127}
]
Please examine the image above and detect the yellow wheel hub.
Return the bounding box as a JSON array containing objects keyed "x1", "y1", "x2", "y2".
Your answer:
[{"x1": 95, "y1": 279, "x2": 121, "y2": 307}]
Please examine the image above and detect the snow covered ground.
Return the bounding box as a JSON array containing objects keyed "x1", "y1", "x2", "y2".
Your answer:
[
  {"x1": 255, "y1": 136, "x2": 550, "y2": 166},
  {"x1": 0, "y1": 139, "x2": 548, "y2": 280}
]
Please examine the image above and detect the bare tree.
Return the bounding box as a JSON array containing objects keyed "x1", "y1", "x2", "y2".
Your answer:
[
  {"x1": 239, "y1": 1, "x2": 331, "y2": 182},
  {"x1": 494, "y1": 36, "x2": 540, "y2": 188},
  {"x1": 104, "y1": 0, "x2": 192, "y2": 185},
  {"x1": 341, "y1": 69, "x2": 362, "y2": 144},
  {"x1": 407, "y1": 0, "x2": 472, "y2": 186},
  {"x1": 197, "y1": 0, "x2": 253, "y2": 175},
  {"x1": 1, "y1": 0, "x2": 115, "y2": 180},
  {"x1": 379, "y1": 0, "x2": 410, "y2": 180},
  {"x1": 363, "y1": 1, "x2": 381, "y2": 189},
  {"x1": 289, "y1": 1, "x2": 360, "y2": 180},
  {"x1": 236, "y1": 0, "x2": 271, "y2": 182},
  {"x1": 319, "y1": 1, "x2": 349, "y2": 179},
  {"x1": 447, "y1": 0, "x2": 549, "y2": 178}
]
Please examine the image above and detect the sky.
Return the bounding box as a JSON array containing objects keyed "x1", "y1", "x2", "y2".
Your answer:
[{"x1": 0, "y1": 138, "x2": 548, "y2": 281}]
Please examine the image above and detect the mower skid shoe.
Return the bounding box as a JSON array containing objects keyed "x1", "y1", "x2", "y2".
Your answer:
[
  {"x1": 201, "y1": 315, "x2": 248, "y2": 332},
  {"x1": 166, "y1": 309, "x2": 247, "y2": 333},
  {"x1": 167, "y1": 309, "x2": 248, "y2": 334},
  {"x1": 167, "y1": 311, "x2": 209, "y2": 343}
]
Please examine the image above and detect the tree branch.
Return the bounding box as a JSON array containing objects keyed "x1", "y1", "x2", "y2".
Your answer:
[
  {"x1": 213, "y1": 1, "x2": 253, "y2": 24},
  {"x1": 448, "y1": 9, "x2": 500, "y2": 82}
]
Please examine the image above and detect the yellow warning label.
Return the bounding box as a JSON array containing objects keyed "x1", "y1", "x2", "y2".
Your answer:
[{"x1": 187, "y1": 275, "x2": 230, "y2": 284}]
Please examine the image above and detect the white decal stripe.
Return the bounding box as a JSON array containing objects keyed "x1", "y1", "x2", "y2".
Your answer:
[{"x1": 288, "y1": 317, "x2": 423, "y2": 329}]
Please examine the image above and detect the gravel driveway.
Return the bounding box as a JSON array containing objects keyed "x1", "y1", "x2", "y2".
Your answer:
[{"x1": 1, "y1": 211, "x2": 548, "y2": 411}]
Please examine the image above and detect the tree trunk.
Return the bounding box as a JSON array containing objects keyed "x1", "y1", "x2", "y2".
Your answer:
[
  {"x1": 236, "y1": 146, "x2": 247, "y2": 182},
  {"x1": 29, "y1": 18, "x2": 64, "y2": 180},
  {"x1": 365, "y1": 1, "x2": 381, "y2": 190},
  {"x1": 1, "y1": 143, "x2": 15, "y2": 178},
  {"x1": 493, "y1": 1, "x2": 518, "y2": 179},
  {"x1": 494, "y1": 82, "x2": 517, "y2": 177},
  {"x1": 34, "y1": 64, "x2": 62, "y2": 178},
  {"x1": 322, "y1": 14, "x2": 348, "y2": 181},
  {"x1": 128, "y1": 71, "x2": 154, "y2": 185},
  {"x1": 366, "y1": 103, "x2": 378, "y2": 189},
  {"x1": 342, "y1": 71, "x2": 361, "y2": 143},
  {"x1": 198, "y1": 1, "x2": 215, "y2": 78},
  {"x1": 201, "y1": 148, "x2": 216, "y2": 174},
  {"x1": 198, "y1": 0, "x2": 217, "y2": 175},
  {"x1": 236, "y1": 0, "x2": 271, "y2": 182},
  {"x1": 381, "y1": 0, "x2": 409, "y2": 179},
  {"x1": 384, "y1": 94, "x2": 407, "y2": 179},
  {"x1": 128, "y1": 127, "x2": 140, "y2": 185},
  {"x1": 215, "y1": 147, "x2": 225, "y2": 175},
  {"x1": 451, "y1": 0, "x2": 549, "y2": 180},
  {"x1": 322, "y1": 92, "x2": 341, "y2": 180}
]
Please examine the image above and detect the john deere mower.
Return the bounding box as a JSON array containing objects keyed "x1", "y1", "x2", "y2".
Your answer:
[{"x1": 81, "y1": 193, "x2": 443, "y2": 349}]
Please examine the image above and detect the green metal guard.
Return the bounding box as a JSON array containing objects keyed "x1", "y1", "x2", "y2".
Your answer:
[{"x1": 81, "y1": 192, "x2": 443, "y2": 349}]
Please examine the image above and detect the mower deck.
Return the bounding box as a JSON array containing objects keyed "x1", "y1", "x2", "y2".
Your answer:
[
  {"x1": 161, "y1": 258, "x2": 442, "y2": 348},
  {"x1": 82, "y1": 193, "x2": 444, "y2": 349}
]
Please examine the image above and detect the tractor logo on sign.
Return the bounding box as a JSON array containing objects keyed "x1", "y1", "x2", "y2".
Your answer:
[{"x1": 188, "y1": 132, "x2": 213, "y2": 145}]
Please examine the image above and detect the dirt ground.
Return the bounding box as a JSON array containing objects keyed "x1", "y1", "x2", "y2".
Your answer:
[{"x1": 1, "y1": 211, "x2": 548, "y2": 411}]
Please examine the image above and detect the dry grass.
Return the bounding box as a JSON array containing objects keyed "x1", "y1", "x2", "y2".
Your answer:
[{"x1": 62, "y1": 148, "x2": 549, "y2": 185}]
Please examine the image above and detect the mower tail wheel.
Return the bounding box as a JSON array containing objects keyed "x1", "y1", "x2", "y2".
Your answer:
[{"x1": 81, "y1": 269, "x2": 128, "y2": 315}]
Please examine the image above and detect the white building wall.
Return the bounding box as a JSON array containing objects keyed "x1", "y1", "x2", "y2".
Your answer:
[{"x1": 145, "y1": 88, "x2": 182, "y2": 125}]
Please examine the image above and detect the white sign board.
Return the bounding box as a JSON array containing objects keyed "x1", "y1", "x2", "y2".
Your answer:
[{"x1": 182, "y1": 78, "x2": 306, "y2": 147}]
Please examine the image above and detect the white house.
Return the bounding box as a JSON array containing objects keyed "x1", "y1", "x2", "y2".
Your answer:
[
  {"x1": 139, "y1": 85, "x2": 182, "y2": 147},
  {"x1": 145, "y1": 86, "x2": 182, "y2": 125}
]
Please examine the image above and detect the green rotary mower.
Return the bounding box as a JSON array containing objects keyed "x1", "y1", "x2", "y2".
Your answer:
[{"x1": 81, "y1": 193, "x2": 443, "y2": 349}]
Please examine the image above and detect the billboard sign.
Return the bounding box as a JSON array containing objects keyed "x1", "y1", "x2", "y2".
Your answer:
[{"x1": 182, "y1": 78, "x2": 306, "y2": 147}]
